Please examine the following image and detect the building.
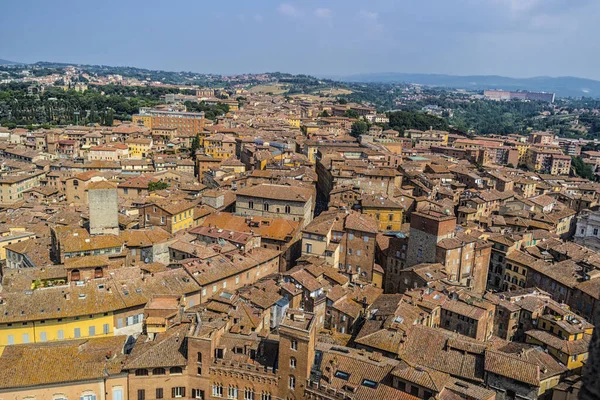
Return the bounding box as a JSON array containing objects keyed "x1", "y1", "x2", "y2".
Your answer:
[
  {"x1": 575, "y1": 209, "x2": 600, "y2": 251},
  {"x1": 277, "y1": 310, "x2": 316, "y2": 399},
  {"x1": 301, "y1": 210, "x2": 380, "y2": 286},
  {"x1": 0, "y1": 227, "x2": 36, "y2": 261},
  {"x1": 132, "y1": 108, "x2": 206, "y2": 137},
  {"x1": 406, "y1": 210, "x2": 456, "y2": 267},
  {"x1": 483, "y1": 90, "x2": 555, "y2": 103},
  {"x1": 126, "y1": 137, "x2": 153, "y2": 158},
  {"x1": 88, "y1": 144, "x2": 129, "y2": 161},
  {"x1": 139, "y1": 199, "x2": 196, "y2": 233},
  {"x1": 88, "y1": 181, "x2": 119, "y2": 236},
  {"x1": 0, "y1": 336, "x2": 128, "y2": 400},
  {"x1": 0, "y1": 171, "x2": 46, "y2": 205},
  {"x1": 359, "y1": 194, "x2": 404, "y2": 231},
  {"x1": 191, "y1": 212, "x2": 302, "y2": 272},
  {"x1": 235, "y1": 184, "x2": 314, "y2": 228}
]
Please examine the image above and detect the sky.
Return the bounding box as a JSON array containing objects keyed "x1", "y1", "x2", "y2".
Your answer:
[{"x1": 1, "y1": 0, "x2": 599, "y2": 80}]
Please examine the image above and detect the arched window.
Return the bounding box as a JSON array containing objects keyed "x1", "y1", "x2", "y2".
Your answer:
[
  {"x1": 152, "y1": 367, "x2": 165, "y2": 375},
  {"x1": 290, "y1": 357, "x2": 296, "y2": 368},
  {"x1": 249, "y1": 201, "x2": 254, "y2": 209},
  {"x1": 71, "y1": 269, "x2": 80, "y2": 281},
  {"x1": 170, "y1": 366, "x2": 183, "y2": 375},
  {"x1": 289, "y1": 375, "x2": 296, "y2": 390},
  {"x1": 135, "y1": 369, "x2": 148, "y2": 376},
  {"x1": 244, "y1": 388, "x2": 255, "y2": 400},
  {"x1": 285, "y1": 205, "x2": 291, "y2": 214},
  {"x1": 263, "y1": 203, "x2": 269, "y2": 212}
]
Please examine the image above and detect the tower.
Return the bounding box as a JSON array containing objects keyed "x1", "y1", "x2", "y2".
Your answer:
[
  {"x1": 88, "y1": 180, "x2": 119, "y2": 236},
  {"x1": 277, "y1": 309, "x2": 316, "y2": 400},
  {"x1": 406, "y1": 210, "x2": 456, "y2": 267}
]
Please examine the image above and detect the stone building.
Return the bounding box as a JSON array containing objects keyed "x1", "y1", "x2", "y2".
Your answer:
[
  {"x1": 406, "y1": 210, "x2": 456, "y2": 267},
  {"x1": 88, "y1": 180, "x2": 119, "y2": 236},
  {"x1": 235, "y1": 183, "x2": 314, "y2": 228}
]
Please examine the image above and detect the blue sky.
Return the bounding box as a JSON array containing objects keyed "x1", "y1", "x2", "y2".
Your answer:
[{"x1": 1, "y1": 0, "x2": 599, "y2": 79}]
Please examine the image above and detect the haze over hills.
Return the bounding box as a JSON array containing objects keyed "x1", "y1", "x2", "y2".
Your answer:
[
  {"x1": 0, "y1": 59, "x2": 21, "y2": 65},
  {"x1": 3, "y1": 57, "x2": 600, "y2": 98},
  {"x1": 323, "y1": 72, "x2": 600, "y2": 99}
]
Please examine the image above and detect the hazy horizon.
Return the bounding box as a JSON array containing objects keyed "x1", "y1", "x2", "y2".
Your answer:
[{"x1": 2, "y1": 0, "x2": 599, "y2": 80}]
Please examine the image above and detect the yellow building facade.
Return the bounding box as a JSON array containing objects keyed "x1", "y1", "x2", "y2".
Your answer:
[
  {"x1": 0, "y1": 312, "x2": 114, "y2": 353},
  {"x1": 171, "y1": 207, "x2": 195, "y2": 233}
]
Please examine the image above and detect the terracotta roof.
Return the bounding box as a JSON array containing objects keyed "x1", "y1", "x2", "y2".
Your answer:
[
  {"x1": 484, "y1": 350, "x2": 540, "y2": 386},
  {"x1": 125, "y1": 324, "x2": 189, "y2": 369},
  {"x1": 0, "y1": 336, "x2": 127, "y2": 389},
  {"x1": 236, "y1": 183, "x2": 312, "y2": 202}
]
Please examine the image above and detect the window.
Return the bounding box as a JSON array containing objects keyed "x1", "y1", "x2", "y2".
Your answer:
[
  {"x1": 172, "y1": 387, "x2": 186, "y2": 398},
  {"x1": 145, "y1": 214, "x2": 150, "y2": 222},
  {"x1": 261, "y1": 393, "x2": 271, "y2": 400},
  {"x1": 289, "y1": 376, "x2": 296, "y2": 390},
  {"x1": 40, "y1": 331, "x2": 47, "y2": 342},
  {"x1": 22, "y1": 333, "x2": 30, "y2": 343},
  {"x1": 363, "y1": 236, "x2": 369, "y2": 242},
  {"x1": 89, "y1": 326, "x2": 96, "y2": 336},
  {"x1": 192, "y1": 389, "x2": 204, "y2": 399},
  {"x1": 153, "y1": 368, "x2": 166, "y2": 375},
  {"x1": 361, "y1": 379, "x2": 378, "y2": 389},
  {"x1": 170, "y1": 366, "x2": 183, "y2": 374},
  {"x1": 249, "y1": 201, "x2": 254, "y2": 209},
  {"x1": 594, "y1": 228, "x2": 598, "y2": 236},
  {"x1": 228, "y1": 386, "x2": 238, "y2": 399},
  {"x1": 103, "y1": 324, "x2": 110, "y2": 334},
  {"x1": 290, "y1": 357, "x2": 296, "y2": 368},
  {"x1": 198, "y1": 367, "x2": 202, "y2": 375},
  {"x1": 285, "y1": 205, "x2": 291, "y2": 214},
  {"x1": 137, "y1": 389, "x2": 145, "y2": 400},
  {"x1": 572, "y1": 355, "x2": 578, "y2": 362},
  {"x1": 113, "y1": 388, "x2": 124, "y2": 400},
  {"x1": 7, "y1": 335, "x2": 14, "y2": 345},
  {"x1": 305, "y1": 243, "x2": 312, "y2": 253},
  {"x1": 410, "y1": 386, "x2": 419, "y2": 396},
  {"x1": 81, "y1": 395, "x2": 97, "y2": 400},
  {"x1": 348, "y1": 233, "x2": 354, "y2": 240},
  {"x1": 291, "y1": 339, "x2": 298, "y2": 351},
  {"x1": 135, "y1": 369, "x2": 148, "y2": 376},
  {"x1": 58, "y1": 330, "x2": 64, "y2": 340},
  {"x1": 197, "y1": 352, "x2": 203, "y2": 362},
  {"x1": 213, "y1": 385, "x2": 223, "y2": 398},
  {"x1": 334, "y1": 371, "x2": 350, "y2": 381},
  {"x1": 263, "y1": 203, "x2": 269, "y2": 211}
]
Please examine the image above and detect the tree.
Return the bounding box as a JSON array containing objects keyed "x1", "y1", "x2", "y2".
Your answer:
[
  {"x1": 350, "y1": 121, "x2": 369, "y2": 138},
  {"x1": 148, "y1": 180, "x2": 169, "y2": 192},
  {"x1": 572, "y1": 156, "x2": 595, "y2": 181},
  {"x1": 191, "y1": 134, "x2": 201, "y2": 157},
  {"x1": 319, "y1": 110, "x2": 330, "y2": 117},
  {"x1": 344, "y1": 109, "x2": 359, "y2": 119},
  {"x1": 337, "y1": 98, "x2": 348, "y2": 105}
]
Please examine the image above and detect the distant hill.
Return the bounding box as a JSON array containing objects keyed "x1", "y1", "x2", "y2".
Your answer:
[
  {"x1": 328, "y1": 72, "x2": 600, "y2": 99},
  {"x1": 0, "y1": 59, "x2": 21, "y2": 65}
]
